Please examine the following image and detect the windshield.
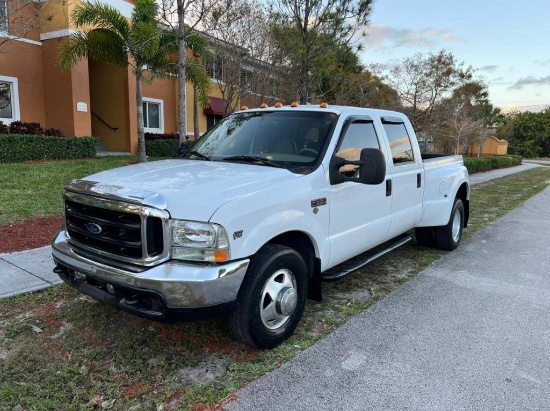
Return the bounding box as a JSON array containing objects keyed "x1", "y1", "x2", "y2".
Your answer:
[{"x1": 187, "y1": 110, "x2": 337, "y2": 169}]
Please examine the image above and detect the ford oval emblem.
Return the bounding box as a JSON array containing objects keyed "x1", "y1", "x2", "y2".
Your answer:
[{"x1": 85, "y1": 222, "x2": 103, "y2": 235}]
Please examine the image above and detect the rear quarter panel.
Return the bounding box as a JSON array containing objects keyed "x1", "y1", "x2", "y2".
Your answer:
[{"x1": 417, "y1": 156, "x2": 469, "y2": 227}]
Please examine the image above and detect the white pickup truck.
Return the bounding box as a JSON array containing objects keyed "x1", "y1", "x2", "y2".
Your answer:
[{"x1": 52, "y1": 104, "x2": 469, "y2": 348}]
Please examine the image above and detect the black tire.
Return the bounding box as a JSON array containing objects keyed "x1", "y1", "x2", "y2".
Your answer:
[
  {"x1": 435, "y1": 198, "x2": 465, "y2": 251},
  {"x1": 415, "y1": 226, "x2": 436, "y2": 248},
  {"x1": 228, "y1": 244, "x2": 308, "y2": 349}
]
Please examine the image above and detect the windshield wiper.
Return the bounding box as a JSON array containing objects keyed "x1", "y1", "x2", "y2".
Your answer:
[
  {"x1": 185, "y1": 150, "x2": 212, "y2": 161},
  {"x1": 222, "y1": 155, "x2": 282, "y2": 168}
]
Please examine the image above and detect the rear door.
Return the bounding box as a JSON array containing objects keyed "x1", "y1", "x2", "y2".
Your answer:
[{"x1": 380, "y1": 117, "x2": 423, "y2": 239}]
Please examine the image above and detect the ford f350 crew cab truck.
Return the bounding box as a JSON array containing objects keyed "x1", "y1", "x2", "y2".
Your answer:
[{"x1": 52, "y1": 104, "x2": 469, "y2": 349}]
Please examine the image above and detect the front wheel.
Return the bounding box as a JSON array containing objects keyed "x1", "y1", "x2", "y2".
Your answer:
[
  {"x1": 228, "y1": 244, "x2": 308, "y2": 349},
  {"x1": 435, "y1": 198, "x2": 465, "y2": 251}
]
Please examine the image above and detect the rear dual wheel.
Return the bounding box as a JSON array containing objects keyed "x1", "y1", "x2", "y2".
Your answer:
[
  {"x1": 435, "y1": 198, "x2": 465, "y2": 251},
  {"x1": 415, "y1": 198, "x2": 465, "y2": 251}
]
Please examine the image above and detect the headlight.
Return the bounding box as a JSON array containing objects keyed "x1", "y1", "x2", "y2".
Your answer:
[{"x1": 171, "y1": 220, "x2": 230, "y2": 262}]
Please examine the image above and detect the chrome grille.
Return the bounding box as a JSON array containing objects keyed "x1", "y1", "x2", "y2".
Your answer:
[{"x1": 63, "y1": 192, "x2": 169, "y2": 266}]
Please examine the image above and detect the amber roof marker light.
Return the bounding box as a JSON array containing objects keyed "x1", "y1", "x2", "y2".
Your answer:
[
  {"x1": 240, "y1": 105, "x2": 249, "y2": 110},
  {"x1": 274, "y1": 102, "x2": 283, "y2": 108},
  {"x1": 290, "y1": 101, "x2": 299, "y2": 107},
  {"x1": 320, "y1": 102, "x2": 328, "y2": 108},
  {"x1": 260, "y1": 103, "x2": 268, "y2": 108}
]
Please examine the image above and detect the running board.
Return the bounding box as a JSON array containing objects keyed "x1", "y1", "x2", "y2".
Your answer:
[{"x1": 322, "y1": 234, "x2": 412, "y2": 282}]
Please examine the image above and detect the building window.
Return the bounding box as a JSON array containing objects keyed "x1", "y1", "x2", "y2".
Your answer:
[
  {"x1": 240, "y1": 69, "x2": 254, "y2": 92},
  {"x1": 0, "y1": 0, "x2": 8, "y2": 33},
  {"x1": 207, "y1": 57, "x2": 224, "y2": 81},
  {"x1": 142, "y1": 97, "x2": 164, "y2": 133},
  {"x1": 0, "y1": 76, "x2": 20, "y2": 124},
  {"x1": 206, "y1": 114, "x2": 223, "y2": 130}
]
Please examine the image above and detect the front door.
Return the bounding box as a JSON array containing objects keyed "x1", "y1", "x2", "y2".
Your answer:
[{"x1": 328, "y1": 117, "x2": 392, "y2": 268}]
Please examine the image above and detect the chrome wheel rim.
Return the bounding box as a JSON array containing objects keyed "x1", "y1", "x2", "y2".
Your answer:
[
  {"x1": 452, "y1": 209, "x2": 462, "y2": 243},
  {"x1": 260, "y1": 269, "x2": 298, "y2": 330}
]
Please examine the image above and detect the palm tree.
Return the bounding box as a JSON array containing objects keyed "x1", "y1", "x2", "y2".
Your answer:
[{"x1": 58, "y1": 0, "x2": 209, "y2": 162}]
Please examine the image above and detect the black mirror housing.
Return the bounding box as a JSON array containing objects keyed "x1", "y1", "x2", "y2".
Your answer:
[
  {"x1": 329, "y1": 148, "x2": 386, "y2": 185},
  {"x1": 358, "y1": 148, "x2": 386, "y2": 184}
]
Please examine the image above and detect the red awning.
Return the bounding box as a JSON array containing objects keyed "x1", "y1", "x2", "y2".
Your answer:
[{"x1": 204, "y1": 97, "x2": 230, "y2": 116}]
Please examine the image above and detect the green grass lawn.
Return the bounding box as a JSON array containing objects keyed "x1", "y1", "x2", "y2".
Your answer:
[
  {"x1": 1, "y1": 166, "x2": 549, "y2": 410},
  {"x1": 0, "y1": 157, "x2": 137, "y2": 226}
]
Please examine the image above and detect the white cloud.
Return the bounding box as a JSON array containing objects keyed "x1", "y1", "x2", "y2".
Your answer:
[
  {"x1": 480, "y1": 65, "x2": 498, "y2": 73},
  {"x1": 362, "y1": 24, "x2": 459, "y2": 51},
  {"x1": 533, "y1": 59, "x2": 550, "y2": 66},
  {"x1": 508, "y1": 75, "x2": 550, "y2": 90}
]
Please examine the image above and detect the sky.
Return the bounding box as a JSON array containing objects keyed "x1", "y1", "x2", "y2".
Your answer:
[{"x1": 358, "y1": 0, "x2": 550, "y2": 112}]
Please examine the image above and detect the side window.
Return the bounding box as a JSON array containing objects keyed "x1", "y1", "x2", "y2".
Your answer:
[
  {"x1": 142, "y1": 97, "x2": 164, "y2": 133},
  {"x1": 336, "y1": 120, "x2": 380, "y2": 177},
  {"x1": 382, "y1": 122, "x2": 414, "y2": 165}
]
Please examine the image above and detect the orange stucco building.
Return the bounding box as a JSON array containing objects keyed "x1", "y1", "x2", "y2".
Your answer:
[
  {"x1": 0, "y1": 0, "x2": 227, "y2": 154},
  {"x1": 468, "y1": 136, "x2": 509, "y2": 158}
]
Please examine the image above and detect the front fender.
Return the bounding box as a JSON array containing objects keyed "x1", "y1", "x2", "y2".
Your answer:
[{"x1": 209, "y1": 169, "x2": 331, "y2": 268}]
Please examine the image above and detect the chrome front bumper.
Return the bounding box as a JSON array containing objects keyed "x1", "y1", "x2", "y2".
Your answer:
[{"x1": 52, "y1": 230, "x2": 249, "y2": 312}]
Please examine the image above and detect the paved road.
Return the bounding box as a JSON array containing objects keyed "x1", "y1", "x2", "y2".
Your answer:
[{"x1": 225, "y1": 186, "x2": 550, "y2": 410}]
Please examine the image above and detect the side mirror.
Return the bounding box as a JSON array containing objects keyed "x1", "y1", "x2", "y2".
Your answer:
[
  {"x1": 358, "y1": 148, "x2": 386, "y2": 184},
  {"x1": 329, "y1": 148, "x2": 386, "y2": 185}
]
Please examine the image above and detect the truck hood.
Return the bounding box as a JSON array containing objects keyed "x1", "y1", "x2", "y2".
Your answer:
[{"x1": 81, "y1": 159, "x2": 300, "y2": 221}]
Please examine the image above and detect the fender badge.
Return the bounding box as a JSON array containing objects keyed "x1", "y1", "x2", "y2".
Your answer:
[
  {"x1": 311, "y1": 198, "x2": 327, "y2": 208},
  {"x1": 233, "y1": 230, "x2": 243, "y2": 240}
]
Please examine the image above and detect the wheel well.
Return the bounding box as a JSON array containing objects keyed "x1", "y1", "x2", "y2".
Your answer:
[
  {"x1": 267, "y1": 231, "x2": 316, "y2": 277},
  {"x1": 456, "y1": 182, "x2": 469, "y2": 227},
  {"x1": 266, "y1": 231, "x2": 322, "y2": 301}
]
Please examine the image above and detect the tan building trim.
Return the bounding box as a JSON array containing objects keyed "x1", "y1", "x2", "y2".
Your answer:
[
  {"x1": 0, "y1": 32, "x2": 42, "y2": 45},
  {"x1": 40, "y1": 29, "x2": 77, "y2": 40}
]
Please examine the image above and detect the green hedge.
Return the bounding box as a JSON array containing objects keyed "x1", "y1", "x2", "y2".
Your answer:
[
  {"x1": 464, "y1": 155, "x2": 523, "y2": 174},
  {"x1": 0, "y1": 134, "x2": 97, "y2": 163},
  {"x1": 145, "y1": 139, "x2": 179, "y2": 157}
]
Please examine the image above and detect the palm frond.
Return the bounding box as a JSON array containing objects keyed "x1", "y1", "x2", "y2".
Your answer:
[
  {"x1": 130, "y1": 21, "x2": 162, "y2": 61},
  {"x1": 132, "y1": 0, "x2": 158, "y2": 25},
  {"x1": 186, "y1": 59, "x2": 211, "y2": 107},
  {"x1": 185, "y1": 31, "x2": 209, "y2": 56},
  {"x1": 57, "y1": 30, "x2": 128, "y2": 71}
]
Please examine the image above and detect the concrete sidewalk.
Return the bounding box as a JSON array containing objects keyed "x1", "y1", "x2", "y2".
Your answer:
[
  {"x1": 0, "y1": 162, "x2": 544, "y2": 299},
  {"x1": 226, "y1": 180, "x2": 550, "y2": 410},
  {"x1": 0, "y1": 247, "x2": 62, "y2": 298}
]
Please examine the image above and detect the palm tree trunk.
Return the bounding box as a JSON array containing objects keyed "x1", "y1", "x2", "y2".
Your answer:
[
  {"x1": 136, "y1": 69, "x2": 147, "y2": 163},
  {"x1": 193, "y1": 85, "x2": 199, "y2": 140},
  {"x1": 177, "y1": 0, "x2": 187, "y2": 144}
]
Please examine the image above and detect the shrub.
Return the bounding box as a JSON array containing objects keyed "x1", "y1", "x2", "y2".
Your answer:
[
  {"x1": 464, "y1": 155, "x2": 522, "y2": 174},
  {"x1": 144, "y1": 132, "x2": 178, "y2": 141},
  {"x1": 463, "y1": 157, "x2": 492, "y2": 174},
  {"x1": 0, "y1": 121, "x2": 63, "y2": 136},
  {"x1": 145, "y1": 139, "x2": 179, "y2": 157},
  {"x1": 0, "y1": 134, "x2": 97, "y2": 163}
]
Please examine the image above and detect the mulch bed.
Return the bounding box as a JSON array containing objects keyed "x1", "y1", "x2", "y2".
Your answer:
[{"x1": 0, "y1": 217, "x2": 64, "y2": 254}]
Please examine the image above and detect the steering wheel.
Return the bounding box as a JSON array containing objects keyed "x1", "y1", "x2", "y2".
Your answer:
[{"x1": 297, "y1": 148, "x2": 319, "y2": 157}]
